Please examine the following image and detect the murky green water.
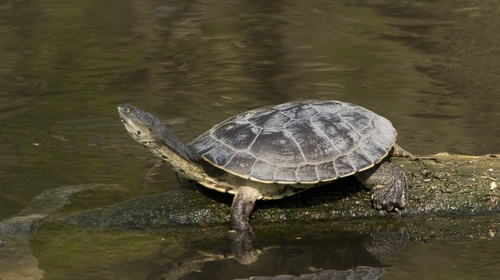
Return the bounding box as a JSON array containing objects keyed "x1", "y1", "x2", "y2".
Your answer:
[{"x1": 0, "y1": 0, "x2": 499, "y2": 279}]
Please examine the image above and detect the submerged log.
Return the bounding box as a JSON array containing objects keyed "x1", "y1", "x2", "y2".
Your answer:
[{"x1": 62, "y1": 154, "x2": 499, "y2": 228}]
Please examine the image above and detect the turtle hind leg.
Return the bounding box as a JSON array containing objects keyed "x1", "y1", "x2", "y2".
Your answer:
[
  {"x1": 355, "y1": 162, "x2": 408, "y2": 211},
  {"x1": 230, "y1": 186, "x2": 262, "y2": 232}
]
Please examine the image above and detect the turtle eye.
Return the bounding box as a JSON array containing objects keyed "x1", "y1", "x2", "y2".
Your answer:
[{"x1": 137, "y1": 131, "x2": 141, "y2": 135}]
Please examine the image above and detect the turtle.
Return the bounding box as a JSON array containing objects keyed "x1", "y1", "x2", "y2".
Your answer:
[{"x1": 118, "y1": 100, "x2": 411, "y2": 234}]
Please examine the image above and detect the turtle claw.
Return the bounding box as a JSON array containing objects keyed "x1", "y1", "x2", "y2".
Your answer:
[
  {"x1": 372, "y1": 185, "x2": 406, "y2": 212},
  {"x1": 375, "y1": 203, "x2": 394, "y2": 212}
]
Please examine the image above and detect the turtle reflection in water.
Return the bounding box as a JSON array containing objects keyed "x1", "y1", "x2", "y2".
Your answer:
[{"x1": 118, "y1": 101, "x2": 412, "y2": 262}]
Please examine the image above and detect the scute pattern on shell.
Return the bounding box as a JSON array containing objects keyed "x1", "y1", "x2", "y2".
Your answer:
[{"x1": 190, "y1": 100, "x2": 396, "y2": 184}]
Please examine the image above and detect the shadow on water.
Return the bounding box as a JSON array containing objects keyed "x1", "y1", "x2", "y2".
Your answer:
[{"x1": 151, "y1": 231, "x2": 405, "y2": 280}]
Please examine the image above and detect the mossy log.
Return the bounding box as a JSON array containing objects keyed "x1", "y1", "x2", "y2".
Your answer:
[
  {"x1": 62, "y1": 154, "x2": 500, "y2": 229},
  {"x1": 2, "y1": 155, "x2": 497, "y2": 278}
]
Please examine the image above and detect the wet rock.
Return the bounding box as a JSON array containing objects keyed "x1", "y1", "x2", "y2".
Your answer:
[{"x1": 0, "y1": 184, "x2": 116, "y2": 280}]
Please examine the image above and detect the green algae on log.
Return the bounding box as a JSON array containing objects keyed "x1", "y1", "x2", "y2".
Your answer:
[{"x1": 61, "y1": 154, "x2": 499, "y2": 228}]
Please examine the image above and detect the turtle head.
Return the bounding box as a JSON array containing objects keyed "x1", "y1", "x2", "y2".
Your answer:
[
  {"x1": 118, "y1": 104, "x2": 164, "y2": 144},
  {"x1": 117, "y1": 104, "x2": 201, "y2": 165}
]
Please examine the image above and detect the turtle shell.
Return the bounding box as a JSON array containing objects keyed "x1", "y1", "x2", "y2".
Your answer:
[{"x1": 190, "y1": 100, "x2": 396, "y2": 184}]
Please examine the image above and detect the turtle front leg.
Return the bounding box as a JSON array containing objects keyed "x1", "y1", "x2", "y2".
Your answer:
[
  {"x1": 229, "y1": 187, "x2": 262, "y2": 264},
  {"x1": 230, "y1": 186, "x2": 262, "y2": 232},
  {"x1": 229, "y1": 186, "x2": 262, "y2": 264},
  {"x1": 355, "y1": 162, "x2": 408, "y2": 211}
]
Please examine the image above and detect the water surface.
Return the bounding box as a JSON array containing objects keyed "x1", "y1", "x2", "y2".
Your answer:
[{"x1": 0, "y1": 0, "x2": 499, "y2": 279}]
